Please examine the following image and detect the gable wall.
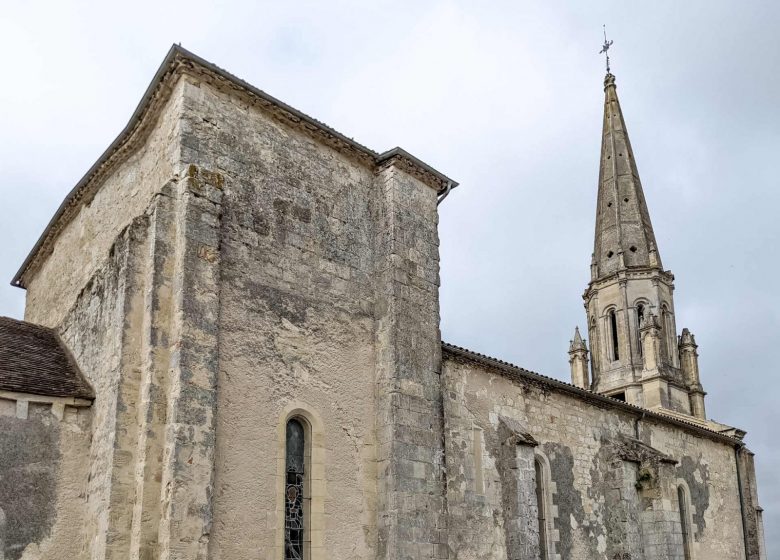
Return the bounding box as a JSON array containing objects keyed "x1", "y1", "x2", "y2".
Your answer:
[{"x1": 23, "y1": 78, "x2": 187, "y2": 329}]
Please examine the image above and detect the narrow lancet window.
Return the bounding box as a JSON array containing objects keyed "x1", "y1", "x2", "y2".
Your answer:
[
  {"x1": 661, "y1": 306, "x2": 675, "y2": 362},
  {"x1": 589, "y1": 318, "x2": 599, "y2": 380},
  {"x1": 665, "y1": 310, "x2": 675, "y2": 362},
  {"x1": 636, "y1": 304, "x2": 645, "y2": 356},
  {"x1": 678, "y1": 485, "x2": 692, "y2": 560},
  {"x1": 285, "y1": 419, "x2": 305, "y2": 560},
  {"x1": 609, "y1": 310, "x2": 620, "y2": 361},
  {"x1": 535, "y1": 458, "x2": 549, "y2": 559}
]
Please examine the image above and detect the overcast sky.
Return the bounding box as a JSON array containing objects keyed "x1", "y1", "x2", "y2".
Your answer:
[{"x1": 1, "y1": 0, "x2": 778, "y2": 553}]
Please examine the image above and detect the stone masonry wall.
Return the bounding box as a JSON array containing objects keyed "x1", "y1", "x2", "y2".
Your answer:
[
  {"x1": 23, "y1": 77, "x2": 189, "y2": 559},
  {"x1": 0, "y1": 399, "x2": 91, "y2": 560},
  {"x1": 23, "y1": 78, "x2": 186, "y2": 329},
  {"x1": 176, "y1": 73, "x2": 445, "y2": 559},
  {"x1": 19, "y1": 60, "x2": 447, "y2": 560},
  {"x1": 177, "y1": 75, "x2": 380, "y2": 559},
  {"x1": 59, "y1": 225, "x2": 138, "y2": 560},
  {"x1": 442, "y1": 354, "x2": 747, "y2": 560}
]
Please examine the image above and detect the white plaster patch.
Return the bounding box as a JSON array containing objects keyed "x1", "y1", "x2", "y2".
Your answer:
[{"x1": 597, "y1": 533, "x2": 607, "y2": 553}]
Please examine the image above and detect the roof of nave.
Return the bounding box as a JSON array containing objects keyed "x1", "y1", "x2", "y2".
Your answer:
[
  {"x1": 12, "y1": 44, "x2": 458, "y2": 289},
  {"x1": 0, "y1": 316, "x2": 94, "y2": 400},
  {"x1": 442, "y1": 341, "x2": 745, "y2": 447}
]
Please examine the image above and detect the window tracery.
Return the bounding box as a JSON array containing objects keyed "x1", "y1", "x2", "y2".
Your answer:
[{"x1": 285, "y1": 418, "x2": 305, "y2": 560}]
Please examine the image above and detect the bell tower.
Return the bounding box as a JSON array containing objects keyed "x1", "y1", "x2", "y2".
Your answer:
[{"x1": 569, "y1": 70, "x2": 707, "y2": 420}]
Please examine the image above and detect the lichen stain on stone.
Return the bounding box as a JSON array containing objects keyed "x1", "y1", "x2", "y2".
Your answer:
[
  {"x1": 243, "y1": 281, "x2": 310, "y2": 326},
  {"x1": 0, "y1": 414, "x2": 59, "y2": 560},
  {"x1": 197, "y1": 245, "x2": 219, "y2": 263},
  {"x1": 677, "y1": 455, "x2": 711, "y2": 538},
  {"x1": 586, "y1": 440, "x2": 615, "y2": 556},
  {"x1": 542, "y1": 442, "x2": 595, "y2": 559}
]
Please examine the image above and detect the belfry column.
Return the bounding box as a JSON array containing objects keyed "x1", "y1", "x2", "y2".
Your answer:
[
  {"x1": 639, "y1": 314, "x2": 669, "y2": 409},
  {"x1": 679, "y1": 329, "x2": 706, "y2": 419}
]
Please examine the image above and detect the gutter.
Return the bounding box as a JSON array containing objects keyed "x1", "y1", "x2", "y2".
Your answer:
[
  {"x1": 437, "y1": 181, "x2": 454, "y2": 206},
  {"x1": 734, "y1": 444, "x2": 751, "y2": 559}
]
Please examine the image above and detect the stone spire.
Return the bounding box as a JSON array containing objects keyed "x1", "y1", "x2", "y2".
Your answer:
[
  {"x1": 569, "y1": 327, "x2": 590, "y2": 390},
  {"x1": 569, "y1": 326, "x2": 587, "y2": 352},
  {"x1": 592, "y1": 73, "x2": 662, "y2": 280},
  {"x1": 580, "y1": 71, "x2": 708, "y2": 420}
]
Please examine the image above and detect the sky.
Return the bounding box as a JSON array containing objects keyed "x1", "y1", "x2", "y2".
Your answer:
[{"x1": 1, "y1": 0, "x2": 778, "y2": 554}]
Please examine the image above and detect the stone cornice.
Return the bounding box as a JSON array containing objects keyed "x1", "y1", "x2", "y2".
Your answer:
[
  {"x1": 13, "y1": 45, "x2": 458, "y2": 288},
  {"x1": 0, "y1": 389, "x2": 92, "y2": 408},
  {"x1": 582, "y1": 266, "x2": 675, "y2": 302}
]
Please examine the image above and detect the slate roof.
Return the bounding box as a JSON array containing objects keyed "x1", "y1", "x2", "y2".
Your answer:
[{"x1": 0, "y1": 316, "x2": 94, "y2": 400}]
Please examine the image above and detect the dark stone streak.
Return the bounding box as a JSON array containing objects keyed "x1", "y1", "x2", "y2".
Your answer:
[{"x1": 0, "y1": 414, "x2": 59, "y2": 560}]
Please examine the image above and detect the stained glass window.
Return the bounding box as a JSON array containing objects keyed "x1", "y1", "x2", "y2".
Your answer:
[{"x1": 285, "y1": 419, "x2": 305, "y2": 560}]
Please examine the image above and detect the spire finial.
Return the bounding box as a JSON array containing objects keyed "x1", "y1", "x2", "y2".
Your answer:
[{"x1": 599, "y1": 25, "x2": 614, "y2": 74}]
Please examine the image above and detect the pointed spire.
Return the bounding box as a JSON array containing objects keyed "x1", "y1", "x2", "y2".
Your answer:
[
  {"x1": 569, "y1": 326, "x2": 587, "y2": 352},
  {"x1": 569, "y1": 326, "x2": 590, "y2": 389},
  {"x1": 592, "y1": 73, "x2": 662, "y2": 280},
  {"x1": 679, "y1": 327, "x2": 697, "y2": 348}
]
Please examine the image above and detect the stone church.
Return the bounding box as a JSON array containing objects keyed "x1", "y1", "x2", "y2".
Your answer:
[{"x1": 0, "y1": 45, "x2": 766, "y2": 560}]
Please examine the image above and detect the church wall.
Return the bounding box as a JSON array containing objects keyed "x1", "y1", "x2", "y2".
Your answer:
[
  {"x1": 23, "y1": 78, "x2": 187, "y2": 329},
  {"x1": 442, "y1": 355, "x2": 746, "y2": 560},
  {"x1": 174, "y1": 76, "x2": 442, "y2": 559},
  {"x1": 647, "y1": 421, "x2": 746, "y2": 560},
  {"x1": 58, "y1": 220, "x2": 144, "y2": 560},
  {"x1": 0, "y1": 399, "x2": 91, "y2": 560}
]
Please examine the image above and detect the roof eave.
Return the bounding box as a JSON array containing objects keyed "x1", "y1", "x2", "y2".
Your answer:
[
  {"x1": 441, "y1": 341, "x2": 746, "y2": 447},
  {"x1": 12, "y1": 44, "x2": 457, "y2": 288},
  {"x1": 11, "y1": 44, "x2": 183, "y2": 289}
]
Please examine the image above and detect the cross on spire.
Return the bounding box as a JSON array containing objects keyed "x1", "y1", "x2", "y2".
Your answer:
[{"x1": 599, "y1": 25, "x2": 614, "y2": 74}]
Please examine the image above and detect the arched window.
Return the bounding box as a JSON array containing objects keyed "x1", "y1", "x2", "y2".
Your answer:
[
  {"x1": 678, "y1": 485, "x2": 693, "y2": 560},
  {"x1": 636, "y1": 303, "x2": 645, "y2": 356},
  {"x1": 277, "y1": 405, "x2": 324, "y2": 560},
  {"x1": 285, "y1": 418, "x2": 306, "y2": 560},
  {"x1": 661, "y1": 305, "x2": 675, "y2": 363},
  {"x1": 532, "y1": 452, "x2": 560, "y2": 559},
  {"x1": 608, "y1": 310, "x2": 620, "y2": 361},
  {"x1": 534, "y1": 457, "x2": 548, "y2": 560},
  {"x1": 589, "y1": 317, "x2": 600, "y2": 381}
]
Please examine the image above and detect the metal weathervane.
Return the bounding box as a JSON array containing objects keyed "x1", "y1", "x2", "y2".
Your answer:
[{"x1": 599, "y1": 25, "x2": 614, "y2": 73}]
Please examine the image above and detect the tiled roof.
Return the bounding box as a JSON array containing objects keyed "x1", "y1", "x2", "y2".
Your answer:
[
  {"x1": 441, "y1": 341, "x2": 743, "y2": 446},
  {"x1": 0, "y1": 316, "x2": 94, "y2": 400}
]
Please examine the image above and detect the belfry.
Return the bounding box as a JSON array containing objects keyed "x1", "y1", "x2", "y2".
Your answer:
[{"x1": 569, "y1": 70, "x2": 707, "y2": 420}]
